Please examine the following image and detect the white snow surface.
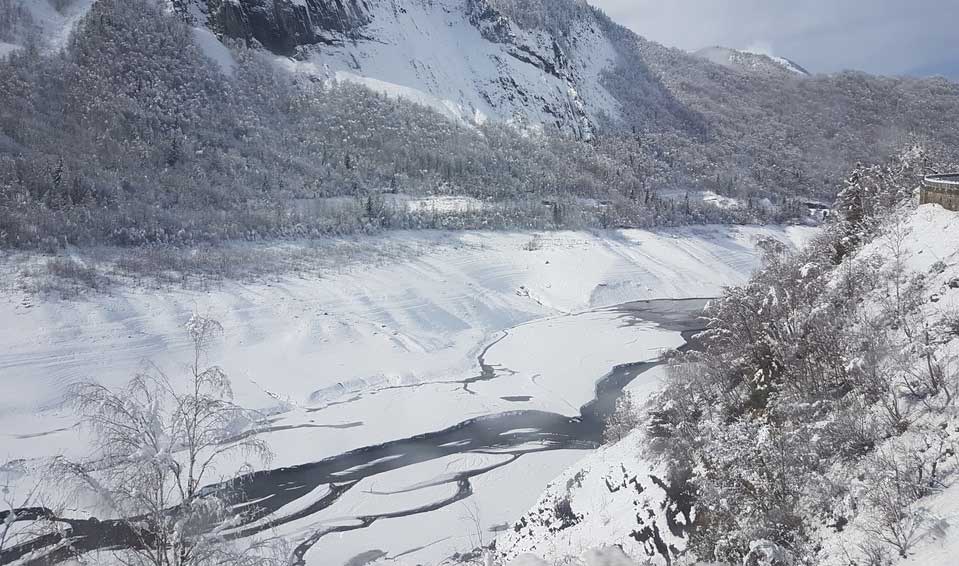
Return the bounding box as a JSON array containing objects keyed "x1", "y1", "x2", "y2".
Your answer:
[
  {"x1": 280, "y1": 0, "x2": 620, "y2": 133},
  {"x1": 191, "y1": 25, "x2": 236, "y2": 74},
  {"x1": 508, "y1": 546, "x2": 637, "y2": 566},
  {"x1": 0, "y1": 226, "x2": 815, "y2": 565},
  {"x1": 0, "y1": 41, "x2": 21, "y2": 58},
  {"x1": 700, "y1": 190, "x2": 742, "y2": 210},
  {"x1": 405, "y1": 195, "x2": 489, "y2": 214},
  {"x1": 15, "y1": 0, "x2": 94, "y2": 51},
  {"x1": 898, "y1": 482, "x2": 959, "y2": 566}
]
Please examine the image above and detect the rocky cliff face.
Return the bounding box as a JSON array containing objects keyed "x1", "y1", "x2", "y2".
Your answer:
[
  {"x1": 494, "y1": 429, "x2": 692, "y2": 565},
  {"x1": 461, "y1": 0, "x2": 594, "y2": 133},
  {"x1": 467, "y1": 0, "x2": 571, "y2": 81},
  {"x1": 174, "y1": 0, "x2": 623, "y2": 137},
  {"x1": 170, "y1": 0, "x2": 691, "y2": 138},
  {"x1": 175, "y1": 0, "x2": 372, "y2": 55}
]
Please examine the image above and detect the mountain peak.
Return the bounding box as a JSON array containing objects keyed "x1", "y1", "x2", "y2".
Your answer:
[{"x1": 695, "y1": 45, "x2": 810, "y2": 77}]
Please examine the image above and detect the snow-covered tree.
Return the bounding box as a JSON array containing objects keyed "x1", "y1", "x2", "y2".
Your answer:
[
  {"x1": 603, "y1": 391, "x2": 639, "y2": 444},
  {"x1": 56, "y1": 313, "x2": 274, "y2": 566},
  {"x1": 646, "y1": 153, "x2": 958, "y2": 564}
]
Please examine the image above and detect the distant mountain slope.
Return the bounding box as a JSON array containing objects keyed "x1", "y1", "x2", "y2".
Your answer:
[
  {"x1": 170, "y1": 0, "x2": 706, "y2": 138},
  {"x1": 3, "y1": 0, "x2": 959, "y2": 251},
  {"x1": 173, "y1": 0, "x2": 959, "y2": 190},
  {"x1": 695, "y1": 45, "x2": 810, "y2": 77},
  {"x1": 635, "y1": 35, "x2": 959, "y2": 194}
]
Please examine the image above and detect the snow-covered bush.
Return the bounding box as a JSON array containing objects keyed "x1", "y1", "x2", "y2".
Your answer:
[
  {"x1": 603, "y1": 391, "x2": 639, "y2": 444},
  {"x1": 645, "y1": 150, "x2": 959, "y2": 565}
]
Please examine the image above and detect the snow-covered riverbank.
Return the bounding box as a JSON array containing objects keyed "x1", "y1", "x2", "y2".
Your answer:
[
  {"x1": 496, "y1": 204, "x2": 959, "y2": 566},
  {"x1": 0, "y1": 225, "x2": 814, "y2": 565}
]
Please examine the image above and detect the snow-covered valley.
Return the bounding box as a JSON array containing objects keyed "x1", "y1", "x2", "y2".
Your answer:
[
  {"x1": 2, "y1": 0, "x2": 958, "y2": 564},
  {"x1": 0, "y1": 226, "x2": 813, "y2": 565}
]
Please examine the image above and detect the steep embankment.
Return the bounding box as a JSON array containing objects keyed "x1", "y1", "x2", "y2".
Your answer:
[
  {"x1": 174, "y1": 0, "x2": 625, "y2": 137},
  {"x1": 497, "y1": 204, "x2": 959, "y2": 566}
]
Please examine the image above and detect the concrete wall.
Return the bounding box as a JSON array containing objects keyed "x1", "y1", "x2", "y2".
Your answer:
[
  {"x1": 921, "y1": 175, "x2": 959, "y2": 211},
  {"x1": 921, "y1": 187, "x2": 959, "y2": 211}
]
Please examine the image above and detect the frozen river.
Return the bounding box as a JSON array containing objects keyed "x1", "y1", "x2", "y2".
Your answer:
[
  {"x1": 2, "y1": 298, "x2": 707, "y2": 566},
  {"x1": 1, "y1": 226, "x2": 813, "y2": 565}
]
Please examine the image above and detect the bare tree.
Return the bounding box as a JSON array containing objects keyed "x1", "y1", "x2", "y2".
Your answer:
[
  {"x1": 455, "y1": 499, "x2": 497, "y2": 565},
  {"x1": 56, "y1": 313, "x2": 274, "y2": 566},
  {"x1": 0, "y1": 460, "x2": 65, "y2": 558},
  {"x1": 883, "y1": 212, "x2": 912, "y2": 322},
  {"x1": 859, "y1": 448, "x2": 929, "y2": 559}
]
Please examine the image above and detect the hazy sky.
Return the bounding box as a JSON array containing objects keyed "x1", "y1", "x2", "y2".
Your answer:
[{"x1": 590, "y1": 0, "x2": 959, "y2": 79}]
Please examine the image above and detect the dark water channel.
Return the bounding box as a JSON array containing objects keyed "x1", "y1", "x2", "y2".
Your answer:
[{"x1": 1, "y1": 298, "x2": 708, "y2": 566}]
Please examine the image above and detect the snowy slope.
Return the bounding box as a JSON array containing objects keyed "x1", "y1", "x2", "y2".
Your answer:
[
  {"x1": 174, "y1": 0, "x2": 622, "y2": 136},
  {"x1": 0, "y1": 41, "x2": 20, "y2": 58},
  {"x1": 892, "y1": 209, "x2": 959, "y2": 566},
  {"x1": 496, "y1": 426, "x2": 689, "y2": 565},
  {"x1": 6, "y1": 0, "x2": 95, "y2": 52},
  {"x1": 278, "y1": 0, "x2": 619, "y2": 135},
  {"x1": 497, "y1": 204, "x2": 959, "y2": 566},
  {"x1": 816, "y1": 203, "x2": 959, "y2": 566},
  {"x1": 695, "y1": 45, "x2": 810, "y2": 77}
]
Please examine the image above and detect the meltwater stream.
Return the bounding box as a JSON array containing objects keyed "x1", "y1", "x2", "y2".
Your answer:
[{"x1": 1, "y1": 298, "x2": 708, "y2": 566}]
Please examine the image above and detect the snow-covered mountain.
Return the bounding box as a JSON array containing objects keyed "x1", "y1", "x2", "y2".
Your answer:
[
  {"x1": 695, "y1": 45, "x2": 810, "y2": 77},
  {"x1": 0, "y1": 0, "x2": 95, "y2": 53},
  {"x1": 8, "y1": 0, "x2": 684, "y2": 137},
  {"x1": 170, "y1": 0, "x2": 632, "y2": 137},
  {"x1": 9, "y1": 0, "x2": 958, "y2": 188}
]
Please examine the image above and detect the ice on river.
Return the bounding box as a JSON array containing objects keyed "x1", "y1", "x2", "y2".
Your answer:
[{"x1": 0, "y1": 226, "x2": 814, "y2": 565}]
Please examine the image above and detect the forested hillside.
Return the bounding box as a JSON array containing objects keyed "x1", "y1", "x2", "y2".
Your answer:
[
  {"x1": 1, "y1": 0, "x2": 958, "y2": 252},
  {"x1": 0, "y1": 0, "x2": 773, "y2": 250},
  {"x1": 494, "y1": 148, "x2": 959, "y2": 566},
  {"x1": 645, "y1": 149, "x2": 959, "y2": 565}
]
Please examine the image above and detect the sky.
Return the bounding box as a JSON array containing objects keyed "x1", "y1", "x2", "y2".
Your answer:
[{"x1": 590, "y1": 0, "x2": 959, "y2": 79}]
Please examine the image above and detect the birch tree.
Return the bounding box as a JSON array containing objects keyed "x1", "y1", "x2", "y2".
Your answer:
[{"x1": 57, "y1": 313, "x2": 274, "y2": 566}]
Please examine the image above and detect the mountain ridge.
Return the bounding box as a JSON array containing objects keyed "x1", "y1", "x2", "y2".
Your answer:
[
  {"x1": 168, "y1": 0, "x2": 697, "y2": 138},
  {"x1": 2, "y1": 0, "x2": 959, "y2": 252},
  {"x1": 694, "y1": 45, "x2": 811, "y2": 77}
]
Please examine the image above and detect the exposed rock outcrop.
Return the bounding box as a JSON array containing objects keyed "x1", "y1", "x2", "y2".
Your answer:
[{"x1": 176, "y1": 0, "x2": 372, "y2": 55}]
